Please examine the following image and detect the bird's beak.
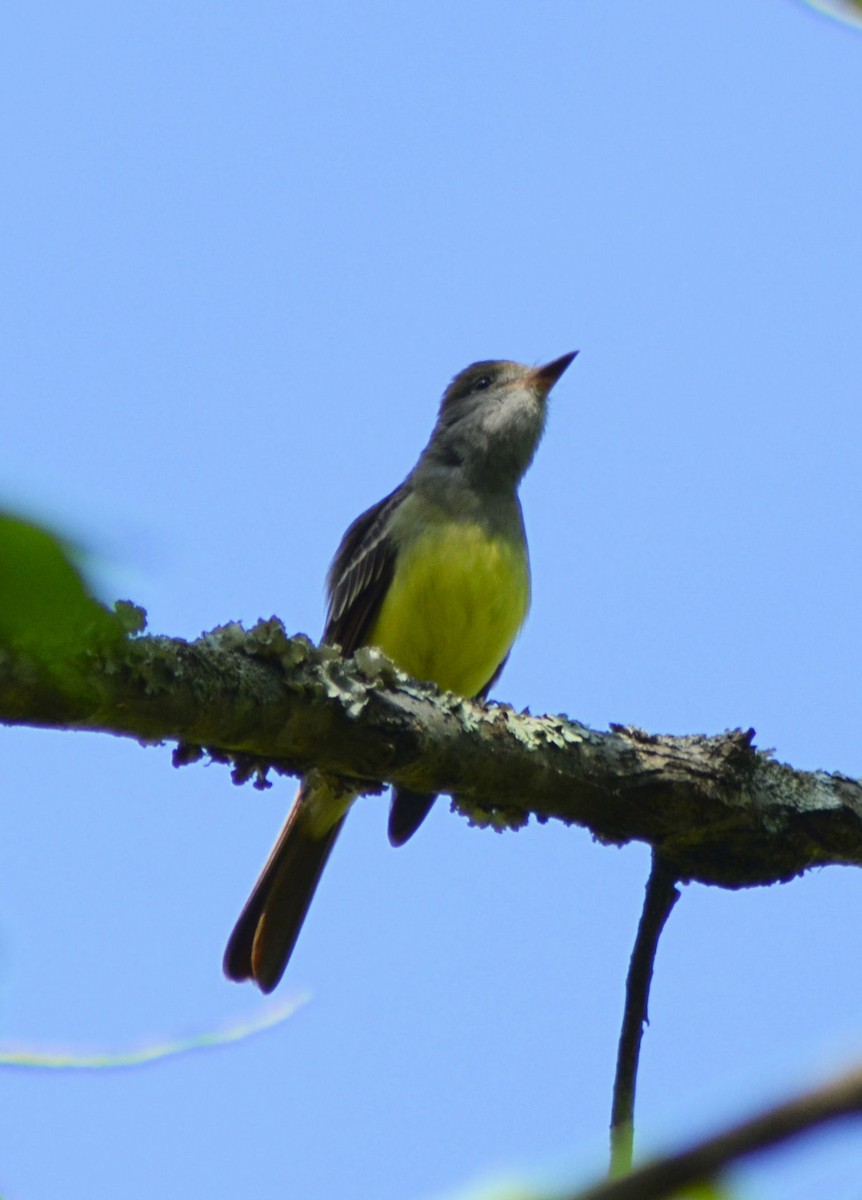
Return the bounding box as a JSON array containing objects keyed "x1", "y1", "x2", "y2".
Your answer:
[{"x1": 530, "y1": 351, "x2": 579, "y2": 393}]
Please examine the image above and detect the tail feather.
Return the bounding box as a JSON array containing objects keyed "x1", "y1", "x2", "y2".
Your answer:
[
  {"x1": 224, "y1": 782, "x2": 346, "y2": 993},
  {"x1": 388, "y1": 787, "x2": 437, "y2": 847}
]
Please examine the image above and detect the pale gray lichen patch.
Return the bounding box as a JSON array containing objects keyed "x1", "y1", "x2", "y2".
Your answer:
[
  {"x1": 318, "y1": 658, "x2": 370, "y2": 719},
  {"x1": 352, "y1": 644, "x2": 397, "y2": 683},
  {"x1": 241, "y1": 617, "x2": 315, "y2": 671},
  {"x1": 499, "y1": 708, "x2": 580, "y2": 752},
  {"x1": 454, "y1": 696, "x2": 485, "y2": 734},
  {"x1": 113, "y1": 600, "x2": 147, "y2": 636},
  {"x1": 205, "y1": 621, "x2": 248, "y2": 652},
  {"x1": 544, "y1": 717, "x2": 588, "y2": 748},
  {"x1": 131, "y1": 636, "x2": 190, "y2": 695}
]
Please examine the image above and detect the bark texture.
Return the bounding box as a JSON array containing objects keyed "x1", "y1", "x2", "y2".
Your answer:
[{"x1": 2, "y1": 617, "x2": 860, "y2": 888}]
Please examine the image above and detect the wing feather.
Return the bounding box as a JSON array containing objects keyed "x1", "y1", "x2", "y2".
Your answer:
[{"x1": 323, "y1": 483, "x2": 408, "y2": 654}]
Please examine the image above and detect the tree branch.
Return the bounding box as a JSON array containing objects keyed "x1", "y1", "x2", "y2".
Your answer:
[
  {"x1": 575, "y1": 1061, "x2": 862, "y2": 1200},
  {"x1": 610, "y1": 853, "x2": 680, "y2": 1175},
  {"x1": 1, "y1": 617, "x2": 861, "y2": 888}
]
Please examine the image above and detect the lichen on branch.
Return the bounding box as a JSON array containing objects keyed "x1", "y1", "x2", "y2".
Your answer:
[{"x1": 1, "y1": 615, "x2": 860, "y2": 889}]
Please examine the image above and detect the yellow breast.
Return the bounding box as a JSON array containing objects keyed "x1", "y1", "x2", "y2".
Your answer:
[{"x1": 367, "y1": 519, "x2": 530, "y2": 697}]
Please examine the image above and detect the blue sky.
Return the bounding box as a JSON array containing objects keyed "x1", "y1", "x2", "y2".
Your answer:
[{"x1": 2, "y1": 2, "x2": 861, "y2": 1198}]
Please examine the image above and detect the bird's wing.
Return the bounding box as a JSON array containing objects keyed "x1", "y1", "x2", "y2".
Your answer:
[
  {"x1": 477, "y1": 651, "x2": 509, "y2": 701},
  {"x1": 323, "y1": 482, "x2": 409, "y2": 654}
]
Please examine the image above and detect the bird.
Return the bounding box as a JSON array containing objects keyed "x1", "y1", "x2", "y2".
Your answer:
[{"x1": 224, "y1": 351, "x2": 577, "y2": 991}]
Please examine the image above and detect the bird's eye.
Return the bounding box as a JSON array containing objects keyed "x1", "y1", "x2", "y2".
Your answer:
[{"x1": 472, "y1": 376, "x2": 492, "y2": 392}]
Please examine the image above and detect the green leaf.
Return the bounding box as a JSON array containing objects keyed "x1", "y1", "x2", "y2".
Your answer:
[{"x1": 0, "y1": 512, "x2": 121, "y2": 662}]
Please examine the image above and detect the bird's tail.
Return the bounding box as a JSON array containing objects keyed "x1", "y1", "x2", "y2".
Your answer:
[
  {"x1": 388, "y1": 786, "x2": 437, "y2": 846},
  {"x1": 223, "y1": 779, "x2": 348, "y2": 993}
]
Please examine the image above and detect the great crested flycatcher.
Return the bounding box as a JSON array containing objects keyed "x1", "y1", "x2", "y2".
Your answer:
[{"x1": 224, "y1": 352, "x2": 577, "y2": 991}]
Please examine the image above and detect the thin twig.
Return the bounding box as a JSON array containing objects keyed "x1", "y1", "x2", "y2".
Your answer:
[
  {"x1": 581, "y1": 1061, "x2": 862, "y2": 1200},
  {"x1": 609, "y1": 851, "x2": 680, "y2": 1175}
]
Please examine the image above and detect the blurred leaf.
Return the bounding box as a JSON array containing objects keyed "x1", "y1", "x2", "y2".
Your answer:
[
  {"x1": 0, "y1": 511, "x2": 122, "y2": 662},
  {"x1": 0, "y1": 992, "x2": 309, "y2": 1070},
  {"x1": 436, "y1": 1174, "x2": 733, "y2": 1200},
  {"x1": 798, "y1": 0, "x2": 862, "y2": 29},
  {"x1": 435, "y1": 1176, "x2": 549, "y2": 1200},
  {"x1": 671, "y1": 1182, "x2": 731, "y2": 1200}
]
